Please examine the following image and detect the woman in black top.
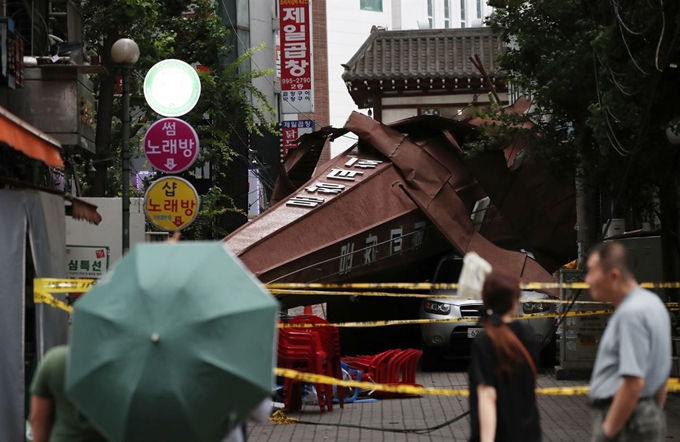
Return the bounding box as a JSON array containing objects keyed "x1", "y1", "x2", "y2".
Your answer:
[{"x1": 468, "y1": 271, "x2": 541, "y2": 442}]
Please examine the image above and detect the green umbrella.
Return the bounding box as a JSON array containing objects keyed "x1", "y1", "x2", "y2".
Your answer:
[{"x1": 66, "y1": 242, "x2": 278, "y2": 442}]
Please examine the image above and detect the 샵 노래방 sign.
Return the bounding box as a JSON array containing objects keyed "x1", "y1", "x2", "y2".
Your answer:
[
  {"x1": 279, "y1": 0, "x2": 313, "y2": 114},
  {"x1": 143, "y1": 118, "x2": 200, "y2": 174},
  {"x1": 144, "y1": 176, "x2": 200, "y2": 231}
]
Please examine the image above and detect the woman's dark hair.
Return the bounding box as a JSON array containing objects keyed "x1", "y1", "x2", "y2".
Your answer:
[{"x1": 481, "y1": 270, "x2": 524, "y2": 376}]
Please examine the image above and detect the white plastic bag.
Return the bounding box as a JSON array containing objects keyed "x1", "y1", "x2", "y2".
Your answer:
[{"x1": 457, "y1": 252, "x2": 492, "y2": 300}]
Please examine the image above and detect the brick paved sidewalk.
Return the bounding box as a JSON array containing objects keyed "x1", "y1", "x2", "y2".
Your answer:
[{"x1": 248, "y1": 371, "x2": 680, "y2": 442}]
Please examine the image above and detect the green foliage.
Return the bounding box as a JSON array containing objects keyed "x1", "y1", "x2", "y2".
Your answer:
[
  {"x1": 181, "y1": 186, "x2": 237, "y2": 240},
  {"x1": 487, "y1": 0, "x2": 680, "y2": 217},
  {"x1": 462, "y1": 102, "x2": 533, "y2": 159},
  {"x1": 77, "y1": 0, "x2": 278, "y2": 237}
]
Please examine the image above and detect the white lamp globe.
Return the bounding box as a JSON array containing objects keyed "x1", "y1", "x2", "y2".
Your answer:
[{"x1": 111, "y1": 38, "x2": 140, "y2": 66}]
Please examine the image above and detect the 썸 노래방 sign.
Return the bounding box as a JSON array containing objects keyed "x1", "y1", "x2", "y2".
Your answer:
[
  {"x1": 143, "y1": 59, "x2": 201, "y2": 117},
  {"x1": 144, "y1": 176, "x2": 200, "y2": 231},
  {"x1": 143, "y1": 118, "x2": 200, "y2": 174}
]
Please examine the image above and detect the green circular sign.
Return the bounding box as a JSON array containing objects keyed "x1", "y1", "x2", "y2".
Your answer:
[{"x1": 143, "y1": 59, "x2": 201, "y2": 117}]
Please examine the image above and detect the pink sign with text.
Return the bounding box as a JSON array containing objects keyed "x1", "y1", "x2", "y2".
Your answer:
[{"x1": 143, "y1": 118, "x2": 200, "y2": 174}]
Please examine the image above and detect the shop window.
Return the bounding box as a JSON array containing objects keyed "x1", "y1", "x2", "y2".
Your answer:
[{"x1": 360, "y1": 0, "x2": 383, "y2": 12}]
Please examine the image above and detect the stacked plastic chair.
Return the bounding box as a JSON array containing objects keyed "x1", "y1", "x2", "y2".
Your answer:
[
  {"x1": 277, "y1": 325, "x2": 330, "y2": 412},
  {"x1": 278, "y1": 314, "x2": 344, "y2": 413},
  {"x1": 288, "y1": 314, "x2": 344, "y2": 409},
  {"x1": 342, "y1": 348, "x2": 423, "y2": 387}
]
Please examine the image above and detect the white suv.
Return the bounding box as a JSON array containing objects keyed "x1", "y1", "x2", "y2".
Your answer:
[{"x1": 419, "y1": 253, "x2": 556, "y2": 370}]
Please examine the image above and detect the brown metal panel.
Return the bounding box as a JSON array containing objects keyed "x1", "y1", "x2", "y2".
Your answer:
[{"x1": 344, "y1": 112, "x2": 557, "y2": 286}]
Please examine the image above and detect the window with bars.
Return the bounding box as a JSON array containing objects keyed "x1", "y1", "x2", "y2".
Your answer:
[
  {"x1": 476, "y1": 0, "x2": 482, "y2": 18},
  {"x1": 360, "y1": 0, "x2": 383, "y2": 12},
  {"x1": 460, "y1": 0, "x2": 466, "y2": 27},
  {"x1": 444, "y1": 0, "x2": 450, "y2": 28},
  {"x1": 427, "y1": 0, "x2": 433, "y2": 28}
]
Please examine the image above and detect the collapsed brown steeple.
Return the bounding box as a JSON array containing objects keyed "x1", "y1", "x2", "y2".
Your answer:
[{"x1": 224, "y1": 104, "x2": 576, "y2": 304}]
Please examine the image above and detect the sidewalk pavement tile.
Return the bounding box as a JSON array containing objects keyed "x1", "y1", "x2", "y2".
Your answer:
[{"x1": 249, "y1": 371, "x2": 680, "y2": 442}]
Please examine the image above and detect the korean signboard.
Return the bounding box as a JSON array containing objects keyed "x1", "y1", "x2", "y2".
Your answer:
[
  {"x1": 66, "y1": 246, "x2": 110, "y2": 279},
  {"x1": 143, "y1": 118, "x2": 200, "y2": 173},
  {"x1": 279, "y1": 0, "x2": 313, "y2": 114},
  {"x1": 144, "y1": 176, "x2": 200, "y2": 231},
  {"x1": 144, "y1": 59, "x2": 201, "y2": 117},
  {"x1": 281, "y1": 120, "x2": 314, "y2": 158}
]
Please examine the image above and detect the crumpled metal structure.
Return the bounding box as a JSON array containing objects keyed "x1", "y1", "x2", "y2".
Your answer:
[{"x1": 224, "y1": 103, "x2": 576, "y2": 298}]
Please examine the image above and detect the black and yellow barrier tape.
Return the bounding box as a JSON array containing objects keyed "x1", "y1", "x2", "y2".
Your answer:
[
  {"x1": 268, "y1": 282, "x2": 680, "y2": 291},
  {"x1": 271, "y1": 288, "x2": 680, "y2": 307},
  {"x1": 270, "y1": 410, "x2": 299, "y2": 425},
  {"x1": 33, "y1": 288, "x2": 677, "y2": 323},
  {"x1": 33, "y1": 291, "x2": 73, "y2": 313},
  {"x1": 274, "y1": 367, "x2": 470, "y2": 396},
  {"x1": 274, "y1": 368, "x2": 680, "y2": 397},
  {"x1": 34, "y1": 278, "x2": 96, "y2": 293},
  {"x1": 33, "y1": 278, "x2": 680, "y2": 297},
  {"x1": 277, "y1": 310, "x2": 623, "y2": 329}
]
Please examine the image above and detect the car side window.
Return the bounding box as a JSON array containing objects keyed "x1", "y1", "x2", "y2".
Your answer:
[{"x1": 433, "y1": 257, "x2": 463, "y2": 283}]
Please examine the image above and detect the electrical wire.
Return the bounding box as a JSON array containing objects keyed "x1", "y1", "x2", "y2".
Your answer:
[
  {"x1": 610, "y1": 0, "x2": 645, "y2": 35},
  {"x1": 654, "y1": 0, "x2": 666, "y2": 72},
  {"x1": 616, "y1": 17, "x2": 650, "y2": 76},
  {"x1": 289, "y1": 409, "x2": 471, "y2": 434},
  {"x1": 593, "y1": 51, "x2": 629, "y2": 156}
]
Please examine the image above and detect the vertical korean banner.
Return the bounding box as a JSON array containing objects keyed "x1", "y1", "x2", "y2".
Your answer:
[
  {"x1": 279, "y1": 0, "x2": 314, "y2": 114},
  {"x1": 281, "y1": 120, "x2": 314, "y2": 158}
]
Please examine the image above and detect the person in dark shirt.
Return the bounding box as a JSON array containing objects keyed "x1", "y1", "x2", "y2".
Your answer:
[{"x1": 468, "y1": 270, "x2": 541, "y2": 442}]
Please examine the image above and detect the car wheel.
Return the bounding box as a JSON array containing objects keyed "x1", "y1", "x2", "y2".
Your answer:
[{"x1": 421, "y1": 340, "x2": 444, "y2": 372}]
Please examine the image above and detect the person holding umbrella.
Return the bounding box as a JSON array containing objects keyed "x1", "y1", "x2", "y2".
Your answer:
[
  {"x1": 65, "y1": 241, "x2": 279, "y2": 442},
  {"x1": 468, "y1": 270, "x2": 541, "y2": 442}
]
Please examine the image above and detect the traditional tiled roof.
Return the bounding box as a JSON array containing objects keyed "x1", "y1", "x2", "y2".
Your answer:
[{"x1": 342, "y1": 27, "x2": 505, "y2": 82}]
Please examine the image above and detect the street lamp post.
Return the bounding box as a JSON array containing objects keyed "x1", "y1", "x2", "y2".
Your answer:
[{"x1": 111, "y1": 38, "x2": 140, "y2": 256}]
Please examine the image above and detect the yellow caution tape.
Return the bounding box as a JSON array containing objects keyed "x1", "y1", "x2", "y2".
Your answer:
[
  {"x1": 275, "y1": 367, "x2": 470, "y2": 396},
  {"x1": 34, "y1": 278, "x2": 96, "y2": 293},
  {"x1": 270, "y1": 410, "x2": 299, "y2": 425},
  {"x1": 33, "y1": 291, "x2": 73, "y2": 313},
  {"x1": 278, "y1": 309, "x2": 622, "y2": 329},
  {"x1": 267, "y1": 282, "x2": 680, "y2": 291},
  {"x1": 271, "y1": 289, "x2": 439, "y2": 299},
  {"x1": 271, "y1": 288, "x2": 679, "y2": 307},
  {"x1": 275, "y1": 368, "x2": 680, "y2": 397}
]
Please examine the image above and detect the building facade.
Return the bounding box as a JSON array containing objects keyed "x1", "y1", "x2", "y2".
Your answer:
[{"x1": 326, "y1": 0, "x2": 495, "y2": 157}]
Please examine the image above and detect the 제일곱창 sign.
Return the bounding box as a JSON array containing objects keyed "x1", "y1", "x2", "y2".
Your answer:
[
  {"x1": 143, "y1": 118, "x2": 200, "y2": 174},
  {"x1": 279, "y1": 0, "x2": 313, "y2": 113},
  {"x1": 144, "y1": 176, "x2": 200, "y2": 231}
]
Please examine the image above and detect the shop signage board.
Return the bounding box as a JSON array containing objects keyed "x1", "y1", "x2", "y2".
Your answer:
[
  {"x1": 66, "y1": 246, "x2": 110, "y2": 279},
  {"x1": 143, "y1": 59, "x2": 201, "y2": 117},
  {"x1": 281, "y1": 120, "x2": 313, "y2": 158},
  {"x1": 143, "y1": 118, "x2": 200, "y2": 173},
  {"x1": 279, "y1": 0, "x2": 313, "y2": 114},
  {"x1": 144, "y1": 176, "x2": 200, "y2": 231}
]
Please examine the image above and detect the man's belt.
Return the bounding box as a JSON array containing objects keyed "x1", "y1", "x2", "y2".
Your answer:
[{"x1": 591, "y1": 396, "x2": 656, "y2": 408}]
